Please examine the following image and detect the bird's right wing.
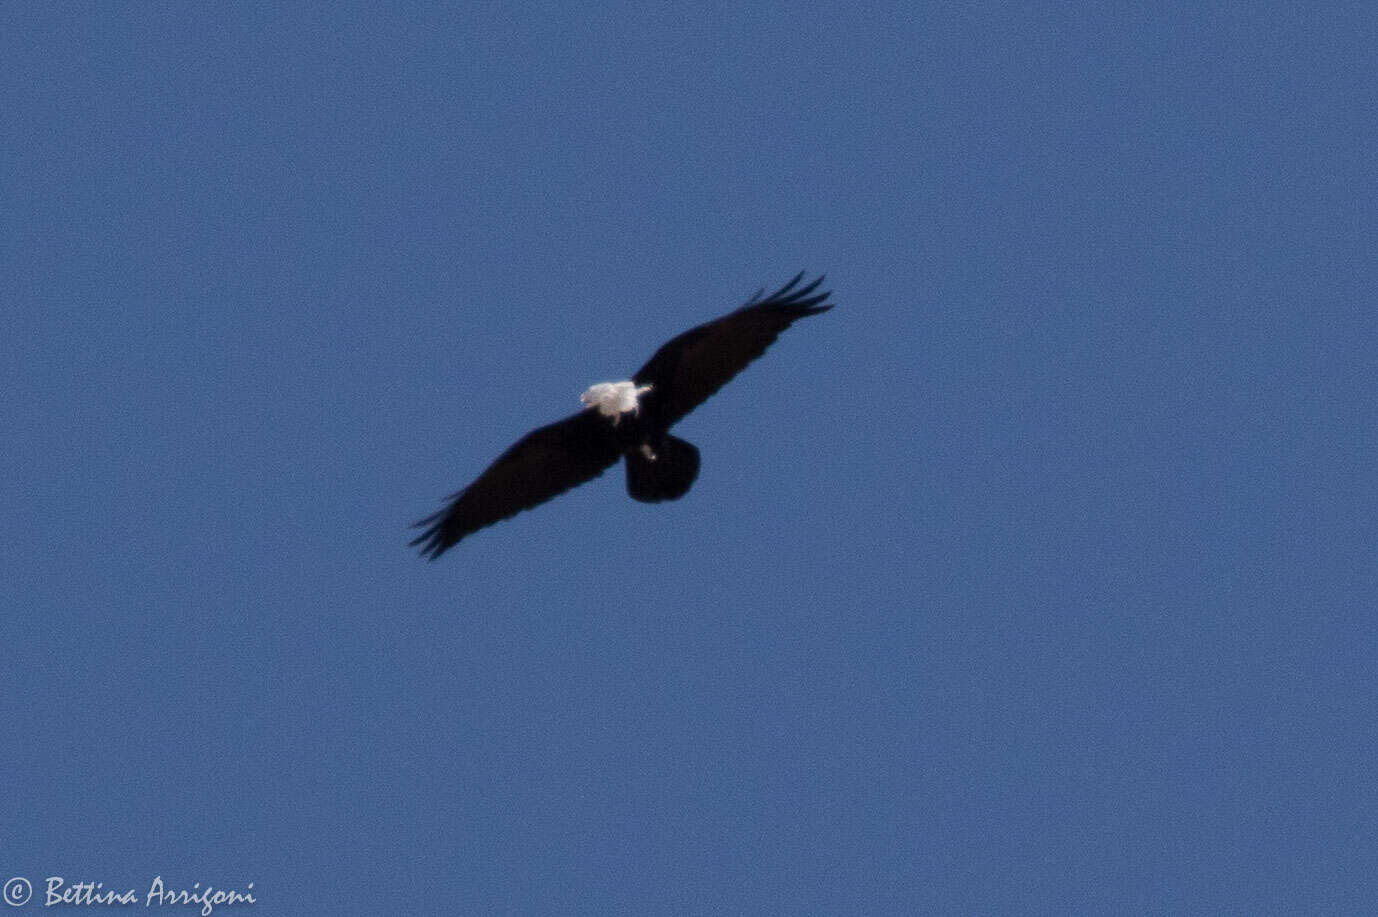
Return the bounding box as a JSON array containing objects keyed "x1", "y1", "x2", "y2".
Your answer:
[{"x1": 410, "y1": 409, "x2": 621, "y2": 559}]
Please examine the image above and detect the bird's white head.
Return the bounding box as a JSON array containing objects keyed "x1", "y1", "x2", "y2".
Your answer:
[{"x1": 580, "y1": 380, "x2": 653, "y2": 424}]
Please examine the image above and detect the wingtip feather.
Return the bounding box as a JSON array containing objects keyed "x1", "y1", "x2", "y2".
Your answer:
[{"x1": 756, "y1": 271, "x2": 831, "y2": 310}]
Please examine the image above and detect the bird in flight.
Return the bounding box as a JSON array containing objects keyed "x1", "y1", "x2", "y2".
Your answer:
[{"x1": 410, "y1": 272, "x2": 834, "y2": 559}]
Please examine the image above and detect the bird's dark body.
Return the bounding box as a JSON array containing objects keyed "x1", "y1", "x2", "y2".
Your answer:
[
  {"x1": 608, "y1": 412, "x2": 655, "y2": 451},
  {"x1": 411, "y1": 272, "x2": 832, "y2": 558}
]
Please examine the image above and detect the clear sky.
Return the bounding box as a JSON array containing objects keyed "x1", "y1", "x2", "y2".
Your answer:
[{"x1": 4, "y1": 2, "x2": 1375, "y2": 914}]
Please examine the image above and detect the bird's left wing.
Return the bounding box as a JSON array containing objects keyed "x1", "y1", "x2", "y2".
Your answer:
[
  {"x1": 632, "y1": 272, "x2": 832, "y2": 430},
  {"x1": 410, "y1": 409, "x2": 622, "y2": 559}
]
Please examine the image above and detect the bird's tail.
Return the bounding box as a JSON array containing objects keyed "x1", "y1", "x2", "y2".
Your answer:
[{"x1": 626, "y1": 435, "x2": 700, "y2": 503}]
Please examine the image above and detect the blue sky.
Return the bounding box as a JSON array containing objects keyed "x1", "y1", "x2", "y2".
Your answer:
[{"x1": 3, "y1": 2, "x2": 1375, "y2": 914}]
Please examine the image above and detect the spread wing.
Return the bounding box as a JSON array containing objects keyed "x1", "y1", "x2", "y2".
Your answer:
[
  {"x1": 410, "y1": 409, "x2": 622, "y2": 559},
  {"x1": 632, "y1": 272, "x2": 833, "y2": 430}
]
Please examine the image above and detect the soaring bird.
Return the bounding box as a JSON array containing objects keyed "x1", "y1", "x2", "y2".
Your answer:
[{"x1": 410, "y1": 272, "x2": 833, "y2": 559}]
